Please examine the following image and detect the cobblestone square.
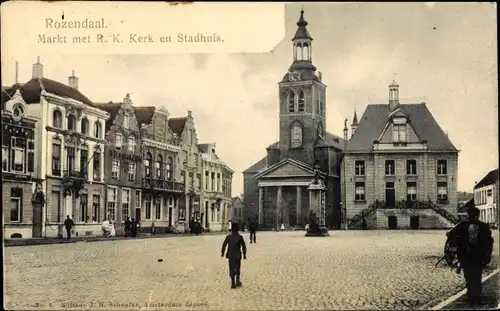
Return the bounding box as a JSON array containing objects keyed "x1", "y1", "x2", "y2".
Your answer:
[{"x1": 4, "y1": 230, "x2": 499, "y2": 310}]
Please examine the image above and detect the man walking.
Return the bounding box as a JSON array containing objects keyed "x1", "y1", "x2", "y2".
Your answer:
[
  {"x1": 448, "y1": 206, "x2": 493, "y2": 305},
  {"x1": 248, "y1": 217, "x2": 257, "y2": 244},
  {"x1": 124, "y1": 217, "x2": 132, "y2": 237},
  {"x1": 221, "y1": 222, "x2": 247, "y2": 289},
  {"x1": 64, "y1": 215, "x2": 75, "y2": 240}
]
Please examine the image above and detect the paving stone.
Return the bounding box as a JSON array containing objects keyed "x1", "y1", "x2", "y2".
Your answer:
[{"x1": 4, "y1": 230, "x2": 499, "y2": 310}]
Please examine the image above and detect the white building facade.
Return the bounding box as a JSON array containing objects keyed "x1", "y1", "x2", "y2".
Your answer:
[
  {"x1": 199, "y1": 143, "x2": 234, "y2": 232},
  {"x1": 474, "y1": 168, "x2": 499, "y2": 227},
  {"x1": 23, "y1": 58, "x2": 109, "y2": 237}
]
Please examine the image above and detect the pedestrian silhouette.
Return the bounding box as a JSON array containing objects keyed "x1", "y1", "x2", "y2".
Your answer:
[
  {"x1": 64, "y1": 215, "x2": 75, "y2": 240},
  {"x1": 447, "y1": 206, "x2": 493, "y2": 305},
  {"x1": 221, "y1": 222, "x2": 247, "y2": 289}
]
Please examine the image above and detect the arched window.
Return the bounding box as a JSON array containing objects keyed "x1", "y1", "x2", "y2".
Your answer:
[
  {"x1": 319, "y1": 92, "x2": 324, "y2": 115},
  {"x1": 67, "y1": 114, "x2": 77, "y2": 131},
  {"x1": 128, "y1": 136, "x2": 136, "y2": 152},
  {"x1": 298, "y1": 90, "x2": 305, "y2": 112},
  {"x1": 144, "y1": 152, "x2": 152, "y2": 177},
  {"x1": 290, "y1": 122, "x2": 303, "y2": 148},
  {"x1": 287, "y1": 91, "x2": 295, "y2": 113},
  {"x1": 81, "y1": 117, "x2": 89, "y2": 135},
  {"x1": 166, "y1": 157, "x2": 173, "y2": 181},
  {"x1": 94, "y1": 122, "x2": 101, "y2": 139},
  {"x1": 155, "y1": 154, "x2": 163, "y2": 179},
  {"x1": 53, "y1": 110, "x2": 63, "y2": 128}
]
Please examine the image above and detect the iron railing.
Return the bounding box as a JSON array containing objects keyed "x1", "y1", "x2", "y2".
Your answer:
[{"x1": 143, "y1": 177, "x2": 184, "y2": 192}]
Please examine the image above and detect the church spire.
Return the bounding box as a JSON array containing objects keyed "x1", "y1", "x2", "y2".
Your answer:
[
  {"x1": 351, "y1": 109, "x2": 358, "y2": 138},
  {"x1": 290, "y1": 9, "x2": 315, "y2": 71}
]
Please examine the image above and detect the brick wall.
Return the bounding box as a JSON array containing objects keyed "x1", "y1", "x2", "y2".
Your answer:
[
  {"x1": 243, "y1": 172, "x2": 259, "y2": 221},
  {"x1": 3, "y1": 182, "x2": 33, "y2": 225}
]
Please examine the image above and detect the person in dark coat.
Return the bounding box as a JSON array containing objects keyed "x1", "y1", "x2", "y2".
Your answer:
[
  {"x1": 130, "y1": 218, "x2": 138, "y2": 237},
  {"x1": 64, "y1": 215, "x2": 75, "y2": 240},
  {"x1": 362, "y1": 218, "x2": 367, "y2": 230},
  {"x1": 248, "y1": 217, "x2": 258, "y2": 243},
  {"x1": 221, "y1": 222, "x2": 247, "y2": 289},
  {"x1": 447, "y1": 206, "x2": 493, "y2": 305},
  {"x1": 124, "y1": 217, "x2": 132, "y2": 237}
]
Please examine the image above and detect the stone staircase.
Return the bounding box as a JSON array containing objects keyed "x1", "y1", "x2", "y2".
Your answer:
[
  {"x1": 347, "y1": 200, "x2": 383, "y2": 229},
  {"x1": 347, "y1": 200, "x2": 460, "y2": 229}
]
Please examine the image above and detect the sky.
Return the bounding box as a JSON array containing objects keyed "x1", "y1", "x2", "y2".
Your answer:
[{"x1": 2, "y1": 2, "x2": 497, "y2": 195}]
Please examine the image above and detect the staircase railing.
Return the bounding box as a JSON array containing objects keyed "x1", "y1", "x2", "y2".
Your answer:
[
  {"x1": 347, "y1": 200, "x2": 384, "y2": 228},
  {"x1": 428, "y1": 200, "x2": 460, "y2": 225},
  {"x1": 346, "y1": 199, "x2": 459, "y2": 228}
]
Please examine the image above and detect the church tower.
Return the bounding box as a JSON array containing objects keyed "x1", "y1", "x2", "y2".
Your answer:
[{"x1": 278, "y1": 9, "x2": 326, "y2": 165}]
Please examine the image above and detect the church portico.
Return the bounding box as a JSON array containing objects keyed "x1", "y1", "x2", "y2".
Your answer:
[{"x1": 257, "y1": 180, "x2": 312, "y2": 229}]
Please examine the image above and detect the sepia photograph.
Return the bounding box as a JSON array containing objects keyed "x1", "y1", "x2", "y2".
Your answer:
[{"x1": 2, "y1": 1, "x2": 498, "y2": 310}]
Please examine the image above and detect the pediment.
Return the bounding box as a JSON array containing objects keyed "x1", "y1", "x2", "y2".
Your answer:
[
  {"x1": 254, "y1": 158, "x2": 315, "y2": 179},
  {"x1": 389, "y1": 108, "x2": 408, "y2": 118}
]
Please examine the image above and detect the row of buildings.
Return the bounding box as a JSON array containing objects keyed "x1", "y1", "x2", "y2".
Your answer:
[
  {"x1": 243, "y1": 9, "x2": 465, "y2": 230},
  {"x1": 2, "y1": 59, "x2": 234, "y2": 239}
]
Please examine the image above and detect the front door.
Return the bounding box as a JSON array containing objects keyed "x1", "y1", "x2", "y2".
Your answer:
[
  {"x1": 168, "y1": 208, "x2": 173, "y2": 226},
  {"x1": 205, "y1": 205, "x2": 209, "y2": 228},
  {"x1": 385, "y1": 182, "x2": 395, "y2": 208},
  {"x1": 388, "y1": 215, "x2": 398, "y2": 229},
  {"x1": 410, "y1": 216, "x2": 419, "y2": 229},
  {"x1": 135, "y1": 208, "x2": 141, "y2": 222},
  {"x1": 32, "y1": 203, "x2": 43, "y2": 238}
]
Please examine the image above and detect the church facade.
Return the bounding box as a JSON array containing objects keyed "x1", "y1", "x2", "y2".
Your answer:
[{"x1": 243, "y1": 10, "x2": 345, "y2": 229}]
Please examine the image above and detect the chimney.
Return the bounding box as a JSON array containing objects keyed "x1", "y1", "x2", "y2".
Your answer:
[
  {"x1": 32, "y1": 56, "x2": 43, "y2": 78},
  {"x1": 15, "y1": 61, "x2": 19, "y2": 83},
  {"x1": 388, "y1": 79, "x2": 400, "y2": 113},
  {"x1": 318, "y1": 71, "x2": 322, "y2": 82},
  {"x1": 68, "y1": 70, "x2": 79, "y2": 89},
  {"x1": 187, "y1": 110, "x2": 192, "y2": 118}
]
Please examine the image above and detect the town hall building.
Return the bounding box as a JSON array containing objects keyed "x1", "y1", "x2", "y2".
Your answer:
[
  {"x1": 342, "y1": 80, "x2": 459, "y2": 229},
  {"x1": 243, "y1": 10, "x2": 345, "y2": 229}
]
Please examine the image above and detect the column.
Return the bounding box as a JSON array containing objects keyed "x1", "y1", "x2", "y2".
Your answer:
[
  {"x1": 296, "y1": 186, "x2": 302, "y2": 226},
  {"x1": 276, "y1": 186, "x2": 282, "y2": 226},
  {"x1": 258, "y1": 187, "x2": 263, "y2": 225}
]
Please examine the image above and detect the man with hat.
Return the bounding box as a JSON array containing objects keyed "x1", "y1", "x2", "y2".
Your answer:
[
  {"x1": 221, "y1": 222, "x2": 247, "y2": 289},
  {"x1": 448, "y1": 206, "x2": 493, "y2": 305}
]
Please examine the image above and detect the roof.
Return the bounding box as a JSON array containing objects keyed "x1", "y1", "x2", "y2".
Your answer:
[
  {"x1": 292, "y1": 10, "x2": 313, "y2": 41},
  {"x1": 474, "y1": 168, "x2": 499, "y2": 189},
  {"x1": 93, "y1": 102, "x2": 123, "y2": 131},
  {"x1": 244, "y1": 131, "x2": 346, "y2": 174},
  {"x1": 231, "y1": 196, "x2": 243, "y2": 206},
  {"x1": 345, "y1": 103, "x2": 458, "y2": 152},
  {"x1": 1, "y1": 78, "x2": 96, "y2": 108},
  {"x1": 134, "y1": 106, "x2": 156, "y2": 126},
  {"x1": 168, "y1": 117, "x2": 187, "y2": 136},
  {"x1": 243, "y1": 156, "x2": 267, "y2": 174}
]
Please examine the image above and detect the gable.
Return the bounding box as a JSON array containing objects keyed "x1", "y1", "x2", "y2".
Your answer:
[
  {"x1": 255, "y1": 158, "x2": 315, "y2": 179},
  {"x1": 378, "y1": 122, "x2": 421, "y2": 143}
]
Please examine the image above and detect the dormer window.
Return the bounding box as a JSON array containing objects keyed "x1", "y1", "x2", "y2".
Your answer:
[
  {"x1": 123, "y1": 114, "x2": 130, "y2": 129},
  {"x1": 115, "y1": 133, "x2": 122, "y2": 149},
  {"x1": 287, "y1": 91, "x2": 295, "y2": 113},
  {"x1": 392, "y1": 124, "x2": 407, "y2": 143}
]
